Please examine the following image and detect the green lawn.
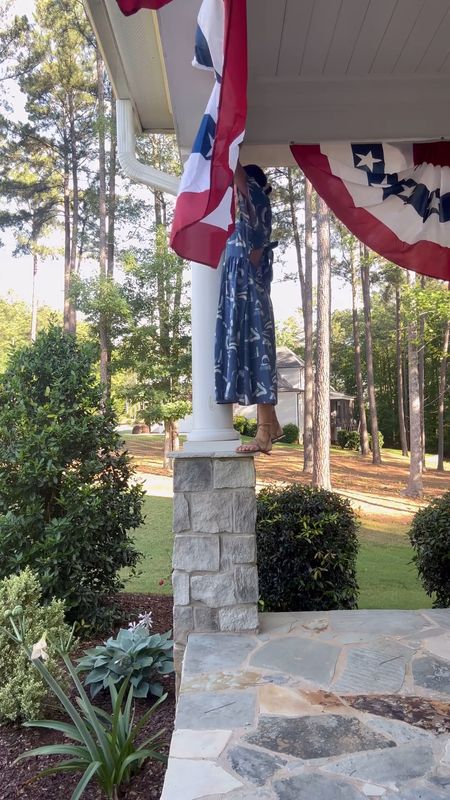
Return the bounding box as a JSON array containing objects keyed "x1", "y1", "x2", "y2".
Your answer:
[
  {"x1": 357, "y1": 522, "x2": 432, "y2": 609},
  {"x1": 122, "y1": 495, "x2": 174, "y2": 595},
  {"x1": 123, "y1": 495, "x2": 432, "y2": 609}
]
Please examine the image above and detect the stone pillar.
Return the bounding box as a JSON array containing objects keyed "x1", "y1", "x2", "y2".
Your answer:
[{"x1": 171, "y1": 453, "x2": 258, "y2": 682}]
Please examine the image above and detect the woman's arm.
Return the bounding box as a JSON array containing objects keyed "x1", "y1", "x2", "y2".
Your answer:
[{"x1": 234, "y1": 159, "x2": 248, "y2": 197}]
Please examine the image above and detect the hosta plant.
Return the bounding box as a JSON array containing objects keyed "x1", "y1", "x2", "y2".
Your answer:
[
  {"x1": 3, "y1": 607, "x2": 167, "y2": 800},
  {"x1": 77, "y1": 622, "x2": 174, "y2": 699}
]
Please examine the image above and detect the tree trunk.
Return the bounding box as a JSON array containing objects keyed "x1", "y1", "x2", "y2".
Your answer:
[
  {"x1": 403, "y1": 271, "x2": 423, "y2": 498},
  {"x1": 303, "y1": 178, "x2": 314, "y2": 473},
  {"x1": 437, "y1": 306, "x2": 450, "y2": 471},
  {"x1": 418, "y1": 275, "x2": 426, "y2": 468},
  {"x1": 350, "y1": 241, "x2": 369, "y2": 455},
  {"x1": 360, "y1": 245, "x2": 381, "y2": 464},
  {"x1": 63, "y1": 134, "x2": 71, "y2": 333},
  {"x1": 172, "y1": 420, "x2": 180, "y2": 452},
  {"x1": 163, "y1": 419, "x2": 176, "y2": 469},
  {"x1": 403, "y1": 347, "x2": 410, "y2": 449},
  {"x1": 97, "y1": 52, "x2": 109, "y2": 399},
  {"x1": 286, "y1": 168, "x2": 305, "y2": 298},
  {"x1": 107, "y1": 99, "x2": 116, "y2": 280},
  {"x1": 395, "y1": 287, "x2": 408, "y2": 456},
  {"x1": 68, "y1": 94, "x2": 78, "y2": 334},
  {"x1": 106, "y1": 92, "x2": 117, "y2": 399},
  {"x1": 312, "y1": 196, "x2": 331, "y2": 490},
  {"x1": 30, "y1": 252, "x2": 38, "y2": 342},
  {"x1": 155, "y1": 190, "x2": 173, "y2": 456}
]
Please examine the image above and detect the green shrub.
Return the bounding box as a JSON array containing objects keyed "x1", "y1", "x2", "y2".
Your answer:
[
  {"x1": 369, "y1": 431, "x2": 384, "y2": 450},
  {"x1": 0, "y1": 569, "x2": 70, "y2": 722},
  {"x1": 282, "y1": 423, "x2": 299, "y2": 444},
  {"x1": 233, "y1": 415, "x2": 247, "y2": 435},
  {"x1": 256, "y1": 483, "x2": 359, "y2": 612},
  {"x1": 337, "y1": 430, "x2": 360, "y2": 450},
  {"x1": 77, "y1": 621, "x2": 174, "y2": 699},
  {"x1": 337, "y1": 429, "x2": 348, "y2": 449},
  {"x1": 409, "y1": 492, "x2": 450, "y2": 606},
  {"x1": 0, "y1": 327, "x2": 144, "y2": 629},
  {"x1": 244, "y1": 418, "x2": 257, "y2": 437}
]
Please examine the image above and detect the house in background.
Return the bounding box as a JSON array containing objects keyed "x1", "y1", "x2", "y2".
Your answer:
[
  {"x1": 236, "y1": 346, "x2": 355, "y2": 443},
  {"x1": 235, "y1": 347, "x2": 304, "y2": 430},
  {"x1": 330, "y1": 388, "x2": 355, "y2": 443}
]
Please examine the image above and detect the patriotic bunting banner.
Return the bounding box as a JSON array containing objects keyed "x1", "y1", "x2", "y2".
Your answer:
[
  {"x1": 115, "y1": 0, "x2": 172, "y2": 16},
  {"x1": 115, "y1": 0, "x2": 247, "y2": 268},
  {"x1": 170, "y1": 0, "x2": 247, "y2": 268},
  {"x1": 291, "y1": 142, "x2": 450, "y2": 281}
]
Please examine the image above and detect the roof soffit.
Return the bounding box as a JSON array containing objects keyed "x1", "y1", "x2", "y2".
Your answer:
[{"x1": 85, "y1": 0, "x2": 450, "y2": 166}]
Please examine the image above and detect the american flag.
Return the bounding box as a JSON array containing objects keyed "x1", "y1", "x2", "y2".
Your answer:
[
  {"x1": 115, "y1": 0, "x2": 247, "y2": 268},
  {"x1": 292, "y1": 142, "x2": 450, "y2": 281}
]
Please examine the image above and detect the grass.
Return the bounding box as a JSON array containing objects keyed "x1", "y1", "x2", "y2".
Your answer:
[
  {"x1": 122, "y1": 495, "x2": 173, "y2": 595},
  {"x1": 123, "y1": 495, "x2": 433, "y2": 610},
  {"x1": 357, "y1": 522, "x2": 432, "y2": 609}
]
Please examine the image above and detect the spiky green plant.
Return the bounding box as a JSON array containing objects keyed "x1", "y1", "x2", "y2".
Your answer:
[{"x1": 3, "y1": 608, "x2": 167, "y2": 800}]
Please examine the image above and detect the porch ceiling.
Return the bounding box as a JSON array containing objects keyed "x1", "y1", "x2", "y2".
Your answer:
[{"x1": 85, "y1": 0, "x2": 450, "y2": 166}]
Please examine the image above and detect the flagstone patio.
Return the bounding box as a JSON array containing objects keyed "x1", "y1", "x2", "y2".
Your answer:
[{"x1": 161, "y1": 609, "x2": 450, "y2": 800}]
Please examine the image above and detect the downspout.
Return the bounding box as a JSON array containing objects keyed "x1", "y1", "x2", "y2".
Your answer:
[{"x1": 116, "y1": 98, "x2": 180, "y2": 195}]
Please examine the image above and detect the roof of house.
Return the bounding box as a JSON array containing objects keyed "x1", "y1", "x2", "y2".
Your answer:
[
  {"x1": 277, "y1": 373, "x2": 301, "y2": 393},
  {"x1": 276, "y1": 346, "x2": 304, "y2": 370},
  {"x1": 330, "y1": 386, "x2": 354, "y2": 401}
]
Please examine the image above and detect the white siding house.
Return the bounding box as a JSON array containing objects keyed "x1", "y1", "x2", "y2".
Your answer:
[
  {"x1": 235, "y1": 347, "x2": 304, "y2": 430},
  {"x1": 235, "y1": 347, "x2": 355, "y2": 442}
]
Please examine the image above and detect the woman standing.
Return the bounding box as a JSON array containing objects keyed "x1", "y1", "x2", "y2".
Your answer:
[{"x1": 215, "y1": 161, "x2": 282, "y2": 453}]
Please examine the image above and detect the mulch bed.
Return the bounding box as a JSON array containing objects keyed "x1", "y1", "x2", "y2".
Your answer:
[{"x1": 0, "y1": 593, "x2": 175, "y2": 800}]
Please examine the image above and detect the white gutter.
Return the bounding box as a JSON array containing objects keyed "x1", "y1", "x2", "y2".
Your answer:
[{"x1": 116, "y1": 99, "x2": 180, "y2": 196}]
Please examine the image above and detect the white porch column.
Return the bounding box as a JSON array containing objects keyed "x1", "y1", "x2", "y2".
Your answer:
[{"x1": 184, "y1": 261, "x2": 239, "y2": 452}]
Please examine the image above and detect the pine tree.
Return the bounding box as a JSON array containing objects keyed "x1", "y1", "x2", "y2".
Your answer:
[
  {"x1": 16, "y1": 0, "x2": 97, "y2": 333},
  {"x1": 313, "y1": 196, "x2": 331, "y2": 490},
  {"x1": 360, "y1": 245, "x2": 382, "y2": 464},
  {"x1": 403, "y1": 271, "x2": 423, "y2": 498}
]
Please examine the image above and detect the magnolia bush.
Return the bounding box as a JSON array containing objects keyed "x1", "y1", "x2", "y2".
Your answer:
[{"x1": 0, "y1": 327, "x2": 145, "y2": 629}]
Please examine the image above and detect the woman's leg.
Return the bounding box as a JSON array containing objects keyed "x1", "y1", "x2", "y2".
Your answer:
[
  {"x1": 236, "y1": 403, "x2": 274, "y2": 453},
  {"x1": 270, "y1": 406, "x2": 283, "y2": 441}
]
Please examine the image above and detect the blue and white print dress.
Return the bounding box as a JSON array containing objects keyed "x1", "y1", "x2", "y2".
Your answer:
[{"x1": 215, "y1": 177, "x2": 277, "y2": 406}]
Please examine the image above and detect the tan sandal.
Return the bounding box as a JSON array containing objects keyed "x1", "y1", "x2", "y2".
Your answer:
[
  {"x1": 271, "y1": 425, "x2": 284, "y2": 443},
  {"x1": 236, "y1": 423, "x2": 272, "y2": 455}
]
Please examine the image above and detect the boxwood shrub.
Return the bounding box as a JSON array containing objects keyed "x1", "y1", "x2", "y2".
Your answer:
[
  {"x1": 256, "y1": 483, "x2": 359, "y2": 612},
  {"x1": 369, "y1": 431, "x2": 384, "y2": 450},
  {"x1": 0, "y1": 569, "x2": 70, "y2": 722},
  {"x1": 244, "y1": 418, "x2": 258, "y2": 437},
  {"x1": 282, "y1": 423, "x2": 299, "y2": 444},
  {"x1": 336, "y1": 430, "x2": 360, "y2": 450},
  {"x1": 409, "y1": 492, "x2": 450, "y2": 607},
  {"x1": 233, "y1": 415, "x2": 247, "y2": 435}
]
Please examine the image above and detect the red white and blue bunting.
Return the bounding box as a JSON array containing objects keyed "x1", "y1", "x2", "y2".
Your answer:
[
  {"x1": 115, "y1": 0, "x2": 247, "y2": 269},
  {"x1": 115, "y1": 2, "x2": 450, "y2": 278},
  {"x1": 291, "y1": 142, "x2": 450, "y2": 281}
]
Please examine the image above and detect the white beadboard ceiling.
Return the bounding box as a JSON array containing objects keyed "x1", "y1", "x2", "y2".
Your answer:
[{"x1": 85, "y1": 0, "x2": 450, "y2": 166}]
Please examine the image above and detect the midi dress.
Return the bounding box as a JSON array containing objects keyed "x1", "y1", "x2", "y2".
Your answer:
[{"x1": 215, "y1": 177, "x2": 277, "y2": 406}]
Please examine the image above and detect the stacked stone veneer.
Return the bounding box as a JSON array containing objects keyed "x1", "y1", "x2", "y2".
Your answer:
[{"x1": 172, "y1": 454, "x2": 258, "y2": 675}]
